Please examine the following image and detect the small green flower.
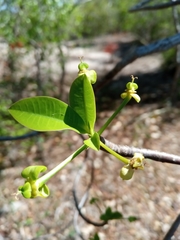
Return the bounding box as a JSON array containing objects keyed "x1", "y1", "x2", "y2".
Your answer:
[
  {"x1": 120, "y1": 153, "x2": 144, "y2": 180},
  {"x1": 120, "y1": 164, "x2": 134, "y2": 180},
  {"x1": 78, "y1": 61, "x2": 89, "y2": 72},
  {"x1": 17, "y1": 166, "x2": 50, "y2": 199},
  {"x1": 85, "y1": 70, "x2": 97, "y2": 84},
  {"x1": 121, "y1": 75, "x2": 141, "y2": 102},
  {"x1": 78, "y1": 61, "x2": 97, "y2": 84},
  {"x1": 130, "y1": 152, "x2": 144, "y2": 170}
]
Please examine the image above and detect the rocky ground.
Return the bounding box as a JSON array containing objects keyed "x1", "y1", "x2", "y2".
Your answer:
[{"x1": 1, "y1": 33, "x2": 180, "y2": 240}]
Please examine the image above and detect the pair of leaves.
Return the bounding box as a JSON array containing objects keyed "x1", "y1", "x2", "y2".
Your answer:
[
  {"x1": 100, "y1": 207, "x2": 123, "y2": 222},
  {"x1": 100, "y1": 207, "x2": 138, "y2": 223},
  {"x1": 9, "y1": 67, "x2": 96, "y2": 135},
  {"x1": 69, "y1": 73, "x2": 96, "y2": 135}
]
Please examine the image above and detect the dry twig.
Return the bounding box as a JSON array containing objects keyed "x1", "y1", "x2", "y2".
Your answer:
[{"x1": 129, "y1": 0, "x2": 180, "y2": 12}]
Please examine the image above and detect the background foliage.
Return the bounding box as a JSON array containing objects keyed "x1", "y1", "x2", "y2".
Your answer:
[{"x1": 0, "y1": 0, "x2": 174, "y2": 45}]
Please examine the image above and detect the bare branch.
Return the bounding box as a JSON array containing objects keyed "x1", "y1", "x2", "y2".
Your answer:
[
  {"x1": 73, "y1": 144, "x2": 107, "y2": 229},
  {"x1": 95, "y1": 33, "x2": 180, "y2": 91},
  {"x1": 163, "y1": 214, "x2": 180, "y2": 240},
  {"x1": 0, "y1": 131, "x2": 39, "y2": 141},
  {"x1": 129, "y1": 0, "x2": 180, "y2": 12},
  {"x1": 100, "y1": 136, "x2": 180, "y2": 165},
  {"x1": 170, "y1": 4, "x2": 180, "y2": 101}
]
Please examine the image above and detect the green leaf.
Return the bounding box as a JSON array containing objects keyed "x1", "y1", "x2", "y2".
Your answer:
[
  {"x1": 78, "y1": 62, "x2": 89, "y2": 71},
  {"x1": 89, "y1": 197, "x2": 99, "y2": 204},
  {"x1": 9, "y1": 96, "x2": 88, "y2": 133},
  {"x1": 128, "y1": 216, "x2": 139, "y2": 222},
  {"x1": 69, "y1": 74, "x2": 96, "y2": 135},
  {"x1": 84, "y1": 132, "x2": 100, "y2": 151},
  {"x1": 100, "y1": 207, "x2": 123, "y2": 222}
]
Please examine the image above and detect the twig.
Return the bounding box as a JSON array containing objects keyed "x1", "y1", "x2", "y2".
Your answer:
[
  {"x1": 129, "y1": 0, "x2": 180, "y2": 12},
  {"x1": 57, "y1": 44, "x2": 66, "y2": 100},
  {"x1": 73, "y1": 144, "x2": 107, "y2": 228},
  {"x1": 32, "y1": 42, "x2": 43, "y2": 95},
  {"x1": 100, "y1": 136, "x2": 180, "y2": 165},
  {"x1": 171, "y1": 4, "x2": 180, "y2": 102},
  {"x1": 0, "y1": 131, "x2": 39, "y2": 141},
  {"x1": 163, "y1": 214, "x2": 180, "y2": 240},
  {"x1": 95, "y1": 32, "x2": 180, "y2": 91}
]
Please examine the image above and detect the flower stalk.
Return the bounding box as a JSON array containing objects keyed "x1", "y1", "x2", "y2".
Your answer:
[{"x1": 98, "y1": 75, "x2": 140, "y2": 135}]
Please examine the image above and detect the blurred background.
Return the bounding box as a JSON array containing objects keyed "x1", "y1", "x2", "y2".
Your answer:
[{"x1": 1, "y1": 0, "x2": 180, "y2": 239}]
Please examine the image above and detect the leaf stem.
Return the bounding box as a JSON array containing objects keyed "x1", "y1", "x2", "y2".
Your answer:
[
  {"x1": 98, "y1": 97, "x2": 130, "y2": 135},
  {"x1": 37, "y1": 144, "x2": 88, "y2": 185},
  {"x1": 100, "y1": 141, "x2": 129, "y2": 164}
]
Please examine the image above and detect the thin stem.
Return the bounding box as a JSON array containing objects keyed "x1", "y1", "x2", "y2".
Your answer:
[
  {"x1": 100, "y1": 141, "x2": 129, "y2": 164},
  {"x1": 37, "y1": 144, "x2": 88, "y2": 185},
  {"x1": 98, "y1": 97, "x2": 130, "y2": 135},
  {"x1": 129, "y1": 0, "x2": 180, "y2": 12}
]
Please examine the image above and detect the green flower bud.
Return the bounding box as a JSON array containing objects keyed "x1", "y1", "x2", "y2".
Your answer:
[
  {"x1": 121, "y1": 92, "x2": 128, "y2": 99},
  {"x1": 77, "y1": 61, "x2": 97, "y2": 84},
  {"x1": 120, "y1": 164, "x2": 134, "y2": 180},
  {"x1": 121, "y1": 75, "x2": 140, "y2": 102},
  {"x1": 126, "y1": 82, "x2": 138, "y2": 91},
  {"x1": 131, "y1": 93, "x2": 141, "y2": 103},
  {"x1": 21, "y1": 165, "x2": 47, "y2": 180},
  {"x1": 131, "y1": 153, "x2": 144, "y2": 170},
  {"x1": 18, "y1": 181, "x2": 50, "y2": 199},
  {"x1": 18, "y1": 165, "x2": 50, "y2": 199},
  {"x1": 85, "y1": 70, "x2": 97, "y2": 84},
  {"x1": 18, "y1": 182, "x2": 32, "y2": 199},
  {"x1": 78, "y1": 62, "x2": 89, "y2": 71}
]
